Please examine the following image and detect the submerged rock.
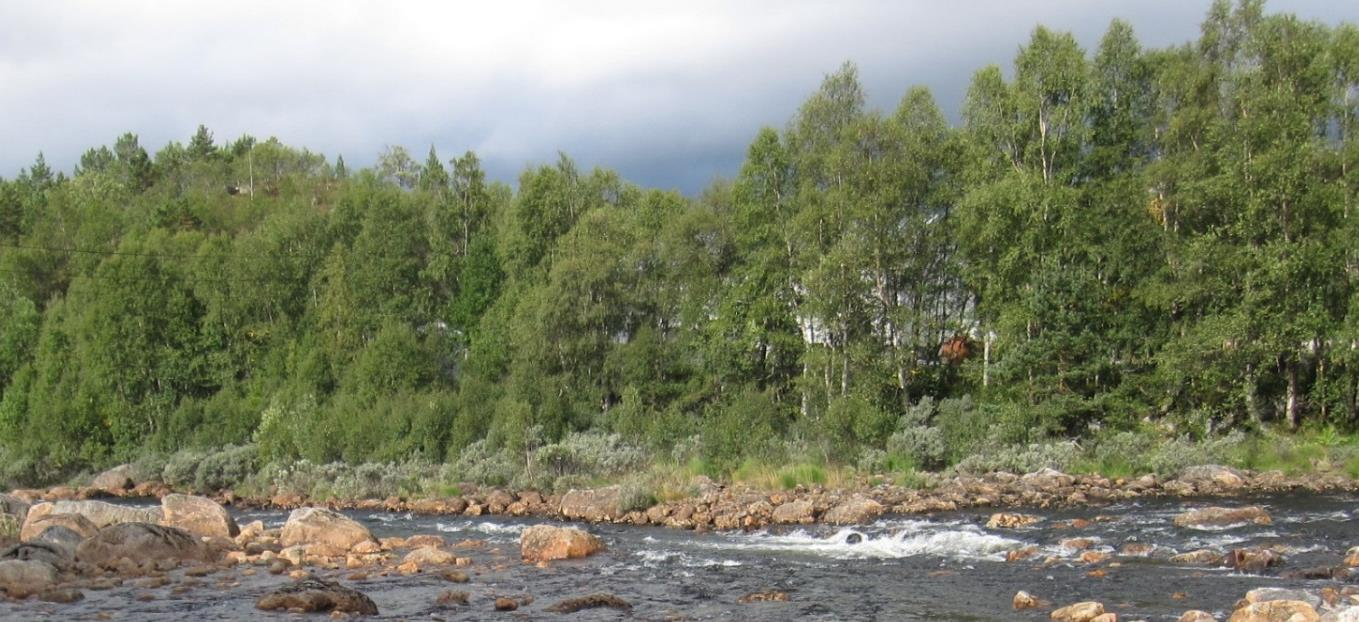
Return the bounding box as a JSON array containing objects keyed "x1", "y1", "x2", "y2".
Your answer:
[
  {"x1": 255, "y1": 575, "x2": 378, "y2": 615},
  {"x1": 738, "y1": 591, "x2": 789, "y2": 603},
  {"x1": 1171, "y1": 549, "x2": 1225, "y2": 566},
  {"x1": 160, "y1": 494, "x2": 239, "y2": 539},
  {"x1": 280, "y1": 507, "x2": 377, "y2": 556},
  {"x1": 1013, "y1": 590, "x2": 1040, "y2": 609},
  {"x1": 545, "y1": 593, "x2": 633, "y2": 614},
  {"x1": 520, "y1": 525, "x2": 604, "y2": 562},
  {"x1": 38, "y1": 587, "x2": 84, "y2": 603},
  {"x1": 1173, "y1": 506, "x2": 1272, "y2": 528},
  {"x1": 436, "y1": 589, "x2": 469, "y2": 606},
  {"x1": 76, "y1": 523, "x2": 208, "y2": 568},
  {"x1": 1225, "y1": 548, "x2": 1284, "y2": 574},
  {"x1": 987, "y1": 512, "x2": 1040, "y2": 529}
]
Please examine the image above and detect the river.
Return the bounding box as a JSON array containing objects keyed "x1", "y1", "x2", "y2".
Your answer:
[{"x1": 3, "y1": 493, "x2": 1355, "y2": 620}]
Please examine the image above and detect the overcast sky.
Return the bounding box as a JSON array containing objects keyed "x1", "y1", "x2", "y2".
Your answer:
[{"x1": 2, "y1": 1, "x2": 1356, "y2": 195}]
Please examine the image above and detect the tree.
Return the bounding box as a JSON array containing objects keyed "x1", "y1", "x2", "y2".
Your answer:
[{"x1": 187, "y1": 125, "x2": 217, "y2": 161}]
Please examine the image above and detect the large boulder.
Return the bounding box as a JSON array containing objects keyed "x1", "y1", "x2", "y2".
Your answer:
[
  {"x1": 822, "y1": 496, "x2": 884, "y2": 525},
  {"x1": 25, "y1": 500, "x2": 161, "y2": 531},
  {"x1": 280, "y1": 507, "x2": 376, "y2": 556},
  {"x1": 1173, "y1": 506, "x2": 1272, "y2": 528},
  {"x1": 256, "y1": 575, "x2": 378, "y2": 615},
  {"x1": 20, "y1": 513, "x2": 99, "y2": 542},
  {"x1": 0, "y1": 559, "x2": 58, "y2": 597},
  {"x1": 160, "y1": 494, "x2": 238, "y2": 539},
  {"x1": 31, "y1": 526, "x2": 83, "y2": 557},
  {"x1": 1228, "y1": 600, "x2": 1319, "y2": 622},
  {"x1": 1179, "y1": 465, "x2": 1247, "y2": 489},
  {"x1": 91, "y1": 464, "x2": 135, "y2": 492},
  {"x1": 520, "y1": 525, "x2": 604, "y2": 562},
  {"x1": 560, "y1": 487, "x2": 623, "y2": 523},
  {"x1": 0, "y1": 542, "x2": 72, "y2": 571},
  {"x1": 75, "y1": 523, "x2": 208, "y2": 567},
  {"x1": 771, "y1": 500, "x2": 815, "y2": 525}
]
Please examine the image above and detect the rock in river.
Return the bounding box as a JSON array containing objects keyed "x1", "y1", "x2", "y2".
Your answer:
[
  {"x1": 0, "y1": 559, "x2": 58, "y2": 598},
  {"x1": 20, "y1": 513, "x2": 99, "y2": 543},
  {"x1": 1227, "y1": 599, "x2": 1319, "y2": 622},
  {"x1": 160, "y1": 494, "x2": 239, "y2": 539},
  {"x1": 76, "y1": 523, "x2": 208, "y2": 568},
  {"x1": 1050, "y1": 601, "x2": 1105, "y2": 622},
  {"x1": 1173, "y1": 506, "x2": 1272, "y2": 528},
  {"x1": 280, "y1": 507, "x2": 377, "y2": 556},
  {"x1": 25, "y1": 500, "x2": 160, "y2": 531},
  {"x1": 256, "y1": 574, "x2": 378, "y2": 615},
  {"x1": 520, "y1": 525, "x2": 604, "y2": 562}
]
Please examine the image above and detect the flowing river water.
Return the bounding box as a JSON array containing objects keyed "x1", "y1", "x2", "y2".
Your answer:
[{"x1": 3, "y1": 493, "x2": 1356, "y2": 620}]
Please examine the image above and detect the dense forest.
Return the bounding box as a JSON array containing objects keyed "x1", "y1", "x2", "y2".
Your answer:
[{"x1": 1, "y1": 1, "x2": 1357, "y2": 488}]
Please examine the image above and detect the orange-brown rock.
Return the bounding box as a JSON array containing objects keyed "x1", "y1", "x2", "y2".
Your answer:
[{"x1": 519, "y1": 525, "x2": 604, "y2": 563}]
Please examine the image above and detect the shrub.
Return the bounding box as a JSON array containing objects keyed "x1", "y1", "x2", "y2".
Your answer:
[
  {"x1": 194, "y1": 444, "x2": 259, "y2": 492},
  {"x1": 162, "y1": 448, "x2": 208, "y2": 489},
  {"x1": 954, "y1": 441, "x2": 1080, "y2": 475},
  {"x1": 129, "y1": 452, "x2": 168, "y2": 484},
  {"x1": 451, "y1": 439, "x2": 521, "y2": 487},
  {"x1": 887, "y1": 426, "x2": 946, "y2": 471}
]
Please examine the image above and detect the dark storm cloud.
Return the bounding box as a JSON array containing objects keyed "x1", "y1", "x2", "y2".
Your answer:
[{"x1": 1, "y1": 1, "x2": 1355, "y2": 194}]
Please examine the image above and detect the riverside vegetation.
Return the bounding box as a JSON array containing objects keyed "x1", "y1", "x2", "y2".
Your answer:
[{"x1": 2, "y1": 1, "x2": 1359, "y2": 501}]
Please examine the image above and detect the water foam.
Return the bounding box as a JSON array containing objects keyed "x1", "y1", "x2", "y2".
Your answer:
[
  {"x1": 434, "y1": 520, "x2": 526, "y2": 537},
  {"x1": 703, "y1": 522, "x2": 1022, "y2": 561}
]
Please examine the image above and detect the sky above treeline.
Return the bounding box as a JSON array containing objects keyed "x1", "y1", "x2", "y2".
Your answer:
[{"x1": 3, "y1": 1, "x2": 1357, "y2": 195}]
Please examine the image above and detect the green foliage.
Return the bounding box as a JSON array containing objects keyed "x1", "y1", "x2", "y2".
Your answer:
[{"x1": 2, "y1": 3, "x2": 1359, "y2": 489}]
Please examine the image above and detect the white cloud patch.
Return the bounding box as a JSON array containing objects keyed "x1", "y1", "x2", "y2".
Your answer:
[{"x1": 1, "y1": 0, "x2": 1355, "y2": 192}]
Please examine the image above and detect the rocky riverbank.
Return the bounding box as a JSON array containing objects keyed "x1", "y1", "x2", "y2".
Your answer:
[{"x1": 14, "y1": 463, "x2": 1359, "y2": 532}]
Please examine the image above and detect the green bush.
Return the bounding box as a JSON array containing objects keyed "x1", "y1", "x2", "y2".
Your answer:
[
  {"x1": 162, "y1": 448, "x2": 209, "y2": 489},
  {"x1": 451, "y1": 439, "x2": 521, "y2": 487},
  {"x1": 194, "y1": 444, "x2": 259, "y2": 492},
  {"x1": 129, "y1": 452, "x2": 168, "y2": 484},
  {"x1": 953, "y1": 441, "x2": 1080, "y2": 475}
]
